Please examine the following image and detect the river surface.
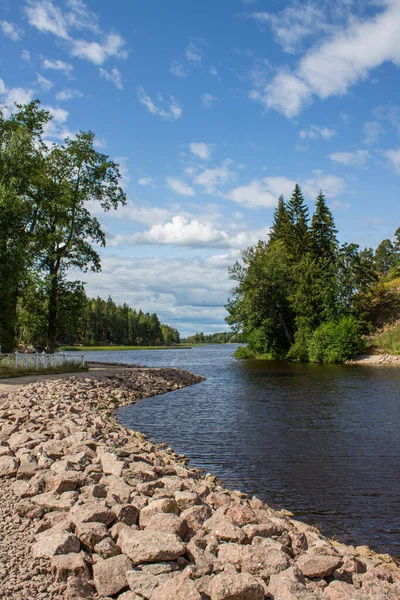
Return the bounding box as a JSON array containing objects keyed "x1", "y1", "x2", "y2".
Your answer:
[{"x1": 83, "y1": 345, "x2": 400, "y2": 557}]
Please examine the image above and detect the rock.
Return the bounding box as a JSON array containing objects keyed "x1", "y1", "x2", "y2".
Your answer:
[
  {"x1": 49, "y1": 470, "x2": 85, "y2": 494},
  {"x1": 66, "y1": 575, "x2": 95, "y2": 599},
  {"x1": 226, "y1": 504, "x2": 258, "y2": 526},
  {"x1": 75, "y1": 522, "x2": 109, "y2": 551},
  {"x1": 32, "y1": 530, "x2": 81, "y2": 557},
  {"x1": 267, "y1": 567, "x2": 313, "y2": 600},
  {"x1": 94, "y1": 536, "x2": 121, "y2": 558},
  {"x1": 243, "y1": 521, "x2": 278, "y2": 540},
  {"x1": 323, "y1": 581, "x2": 358, "y2": 599},
  {"x1": 218, "y1": 543, "x2": 289, "y2": 579},
  {"x1": 16, "y1": 454, "x2": 39, "y2": 479},
  {"x1": 119, "y1": 592, "x2": 142, "y2": 600},
  {"x1": 31, "y1": 491, "x2": 78, "y2": 510},
  {"x1": 296, "y1": 553, "x2": 343, "y2": 578},
  {"x1": 140, "y1": 562, "x2": 173, "y2": 575},
  {"x1": 139, "y1": 497, "x2": 179, "y2": 527},
  {"x1": 151, "y1": 574, "x2": 202, "y2": 600},
  {"x1": 0, "y1": 455, "x2": 19, "y2": 477},
  {"x1": 106, "y1": 474, "x2": 133, "y2": 504},
  {"x1": 126, "y1": 570, "x2": 168, "y2": 597},
  {"x1": 69, "y1": 501, "x2": 116, "y2": 526},
  {"x1": 204, "y1": 514, "x2": 247, "y2": 544},
  {"x1": 118, "y1": 529, "x2": 185, "y2": 563},
  {"x1": 112, "y1": 503, "x2": 139, "y2": 525},
  {"x1": 101, "y1": 451, "x2": 125, "y2": 476},
  {"x1": 174, "y1": 491, "x2": 199, "y2": 511},
  {"x1": 92, "y1": 553, "x2": 132, "y2": 597},
  {"x1": 181, "y1": 504, "x2": 213, "y2": 535},
  {"x1": 145, "y1": 513, "x2": 188, "y2": 539},
  {"x1": 210, "y1": 571, "x2": 265, "y2": 600},
  {"x1": 51, "y1": 553, "x2": 89, "y2": 582}
]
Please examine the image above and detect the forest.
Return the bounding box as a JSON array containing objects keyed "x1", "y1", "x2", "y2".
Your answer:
[
  {"x1": 226, "y1": 185, "x2": 400, "y2": 363},
  {"x1": 0, "y1": 101, "x2": 180, "y2": 352},
  {"x1": 182, "y1": 331, "x2": 244, "y2": 344}
]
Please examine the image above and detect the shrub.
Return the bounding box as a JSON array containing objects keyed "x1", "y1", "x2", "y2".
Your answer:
[{"x1": 308, "y1": 316, "x2": 363, "y2": 363}]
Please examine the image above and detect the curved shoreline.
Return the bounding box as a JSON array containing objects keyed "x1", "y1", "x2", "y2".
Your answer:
[{"x1": 0, "y1": 368, "x2": 398, "y2": 600}]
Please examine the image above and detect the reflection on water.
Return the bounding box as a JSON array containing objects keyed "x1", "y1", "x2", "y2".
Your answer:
[{"x1": 84, "y1": 345, "x2": 400, "y2": 557}]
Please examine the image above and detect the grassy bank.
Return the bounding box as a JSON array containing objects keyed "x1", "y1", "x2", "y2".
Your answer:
[
  {"x1": 58, "y1": 345, "x2": 192, "y2": 351},
  {"x1": 370, "y1": 322, "x2": 400, "y2": 355},
  {"x1": 0, "y1": 363, "x2": 88, "y2": 379}
]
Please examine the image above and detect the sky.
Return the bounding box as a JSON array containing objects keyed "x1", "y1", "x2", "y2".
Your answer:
[{"x1": 1, "y1": 0, "x2": 400, "y2": 336}]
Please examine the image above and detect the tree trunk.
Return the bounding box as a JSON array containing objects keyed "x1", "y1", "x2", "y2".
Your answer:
[{"x1": 47, "y1": 267, "x2": 58, "y2": 353}]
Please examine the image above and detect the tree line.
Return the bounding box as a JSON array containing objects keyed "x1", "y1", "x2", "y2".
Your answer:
[
  {"x1": 181, "y1": 331, "x2": 244, "y2": 344},
  {"x1": 0, "y1": 101, "x2": 179, "y2": 352},
  {"x1": 226, "y1": 185, "x2": 400, "y2": 363}
]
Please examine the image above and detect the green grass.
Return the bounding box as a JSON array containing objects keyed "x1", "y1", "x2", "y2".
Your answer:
[
  {"x1": 58, "y1": 345, "x2": 192, "y2": 351},
  {"x1": 370, "y1": 322, "x2": 400, "y2": 355},
  {"x1": 0, "y1": 363, "x2": 88, "y2": 379}
]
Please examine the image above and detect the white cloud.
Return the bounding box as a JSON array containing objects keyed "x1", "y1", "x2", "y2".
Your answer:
[
  {"x1": 70, "y1": 33, "x2": 127, "y2": 65},
  {"x1": 363, "y1": 120, "x2": 384, "y2": 145},
  {"x1": 99, "y1": 66, "x2": 123, "y2": 90},
  {"x1": 190, "y1": 142, "x2": 212, "y2": 160},
  {"x1": 115, "y1": 156, "x2": 130, "y2": 185},
  {"x1": 166, "y1": 177, "x2": 195, "y2": 197},
  {"x1": 25, "y1": 0, "x2": 69, "y2": 39},
  {"x1": 185, "y1": 42, "x2": 202, "y2": 66},
  {"x1": 329, "y1": 150, "x2": 370, "y2": 166},
  {"x1": 250, "y1": 4, "x2": 330, "y2": 55},
  {"x1": 225, "y1": 176, "x2": 296, "y2": 208},
  {"x1": 330, "y1": 199, "x2": 351, "y2": 211},
  {"x1": 1, "y1": 86, "x2": 33, "y2": 116},
  {"x1": 299, "y1": 125, "x2": 337, "y2": 140},
  {"x1": 21, "y1": 49, "x2": 31, "y2": 61},
  {"x1": 251, "y1": 1, "x2": 400, "y2": 117},
  {"x1": 64, "y1": 0, "x2": 100, "y2": 34},
  {"x1": 111, "y1": 215, "x2": 269, "y2": 249},
  {"x1": 302, "y1": 171, "x2": 346, "y2": 199},
  {"x1": 384, "y1": 148, "x2": 400, "y2": 174},
  {"x1": 42, "y1": 105, "x2": 74, "y2": 142},
  {"x1": 56, "y1": 88, "x2": 83, "y2": 101},
  {"x1": 137, "y1": 87, "x2": 182, "y2": 121},
  {"x1": 0, "y1": 20, "x2": 23, "y2": 41},
  {"x1": 137, "y1": 177, "x2": 154, "y2": 187},
  {"x1": 36, "y1": 73, "x2": 53, "y2": 91},
  {"x1": 210, "y1": 65, "x2": 218, "y2": 76},
  {"x1": 202, "y1": 93, "x2": 218, "y2": 108},
  {"x1": 194, "y1": 159, "x2": 236, "y2": 194},
  {"x1": 0, "y1": 79, "x2": 6, "y2": 95},
  {"x1": 170, "y1": 60, "x2": 187, "y2": 78},
  {"x1": 43, "y1": 58, "x2": 74, "y2": 77}
]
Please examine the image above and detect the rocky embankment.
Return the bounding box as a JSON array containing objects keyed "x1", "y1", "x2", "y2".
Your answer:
[
  {"x1": 0, "y1": 368, "x2": 399, "y2": 600},
  {"x1": 347, "y1": 354, "x2": 400, "y2": 366}
]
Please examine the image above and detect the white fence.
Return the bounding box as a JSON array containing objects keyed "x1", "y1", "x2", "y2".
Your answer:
[{"x1": 0, "y1": 352, "x2": 86, "y2": 370}]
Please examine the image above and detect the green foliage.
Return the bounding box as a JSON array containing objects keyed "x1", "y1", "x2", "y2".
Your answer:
[
  {"x1": 371, "y1": 323, "x2": 400, "y2": 355},
  {"x1": 182, "y1": 330, "x2": 243, "y2": 344},
  {"x1": 308, "y1": 316, "x2": 363, "y2": 363}
]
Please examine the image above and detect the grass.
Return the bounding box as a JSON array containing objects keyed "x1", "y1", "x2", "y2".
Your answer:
[
  {"x1": 0, "y1": 363, "x2": 88, "y2": 379},
  {"x1": 57, "y1": 345, "x2": 192, "y2": 351},
  {"x1": 370, "y1": 322, "x2": 400, "y2": 355}
]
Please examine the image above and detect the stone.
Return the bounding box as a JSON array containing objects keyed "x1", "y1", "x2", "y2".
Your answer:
[
  {"x1": 16, "y1": 454, "x2": 39, "y2": 479},
  {"x1": 112, "y1": 503, "x2": 139, "y2": 525},
  {"x1": 152, "y1": 574, "x2": 202, "y2": 600},
  {"x1": 66, "y1": 575, "x2": 95, "y2": 599},
  {"x1": 323, "y1": 581, "x2": 357, "y2": 599},
  {"x1": 181, "y1": 504, "x2": 213, "y2": 535},
  {"x1": 267, "y1": 567, "x2": 312, "y2": 600},
  {"x1": 226, "y1": 504, "x2": 258, "y2": 526},
  {"x1": 140, "y1": 562, "x2": 173, "y2": 575},
  {"x1": 145, "y1": 513, "x2": 188, "y2": 539},
  {"x1": 174, "y1": 491, "x2": 199, "y2": 511},
  {"x1": 94, "y1": 536, "x2": 121, "y2": 558},
  {"x1": 101, "y1": 451, "x2": 125, "y2": 476},
  {"x1": 218, "y1": 543, "x2": 289, "y2": 579},
  {"x1": 119, "y1": 593, "x2": 142, "y2": 600},
  {"x1": 204, "y1": 514, "x2": 247, "y2": 543},
  {"x1": 118, "y1": 529, "x2": 185, "y2": 563},
  {"x1": 243, "y1": 521, "x2": 278, "y2": 540},
  {"x1": 126, "y1": 570, "x2": 168, "y2": 597},
  {"x1": 0, "y1": 455, "x2": 19, "y2": 477},
  {"x1": 210, "y1": 571, "x2": 265, "y2": 600},
  {"x1": 49, "y1": 470, "x2": 85, "y2": 494},
  {"x1": 139, "y1": 497, "x2": 179, "y2": 527},
  {"x1": 106, "y1": 475, "x2": 133, "y2": 504},
  {"x1": 51, "y1": 553, "x2": 89, "y2": 582},
  {"x1": 69, "y1": 501, "x2": 116, "y2": 526},
  {"x1": 296, "y1": 553, "x2": 343, "y2": 578},
  {"x1": 75, "y1": 522, "x2": 109, "y2": 551},
  {"x1": 31, "y1": 491, "x2": 78, "y2": 510},
  {"x1": 32, "y1": 530, "x2": 80, "y2": 557},
  {"x1": 92, "y1": 553, "x2": 132, "y2": 597}
]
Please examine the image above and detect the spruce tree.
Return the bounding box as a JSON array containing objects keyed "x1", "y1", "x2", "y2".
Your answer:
[
  {"x1": 269, "y1": 194, "x2": 290, "y2": 245},
  {"x1": 286, "y1": 184, "x2": 310, "y2": 261},
  {"x1": 310, "y1": 191, "x2": 338, "y2": 262}
]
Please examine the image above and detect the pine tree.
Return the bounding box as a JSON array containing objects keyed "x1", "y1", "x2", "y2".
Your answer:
[
  {"x1": 310, "y1": 192, "x2": 338, "y2": 262},
  {"x1": 286, "y1": 184, "x2": 310, "y2": 261},
  {"x1": 269, "y1": 194, "x2": 290, "y2": 245}
]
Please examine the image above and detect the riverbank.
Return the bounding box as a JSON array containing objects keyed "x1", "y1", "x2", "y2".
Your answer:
[
  {"x1": 0, "y1": 369, "x2": 398, "y2": 600},
  {"x1": 347, "y1": 354, "x2": 400, "y2": 366}
]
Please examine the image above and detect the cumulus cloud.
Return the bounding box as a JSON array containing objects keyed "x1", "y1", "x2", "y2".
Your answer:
[
  {"x1": 384, "y1": 148, "x2": 400, "y2": 173},
  {"x1": 137, "y1": 177, "x2": 154, "y2": 187},
  {"x1": 0, "y1": 83, "x2": 33, "y2": 116},
  {"x1": 194, "y1": 159, "x2": 236, "y2": 194},
  {"x1": 42, "y1": 58, "x2": 74, "y2": 77},
  {"x1": 25, "y1": 0, "x2": 69, "y2": 39},
  {"x1": 21, "y1": 49, "x2": 31, "y2": 61},
  {"x1": 202, "y1": 93, "x2": 218, "y2": 108},
  {"x1": 329, "y1": 150, "x2": 370, "y2": 166},
  {"x1": 170, "y1": 60, "x2": 187, "y2": 78},
  {"x1": 137, "y1": 87, "x2": 182, "y2": 121},
  {"x1": 190, "y1": 142, "x2": 212, "y2": 160},
  {"x1": 0, "y1": 20, "x2": 23, "y2": 41},
  {"x1": 36, "y1": 73, "x2": 53, "y2": 91},
  {"x1": 185, "y1": 42, "x2": 203, "y2": 66},
  {"x1": 56, "y1": 88, "x2": 83, "y2": 101},
  {"x1": 166, "y1": 177, "x2": 195, "y2": 197},
  {"x1": 299, "y1": 125, "x2": 337, "y2": 140},
  {"x1": 363, "y1": 120, "x2": 384, "y2": 145},
  {"x1": 99, "y1": 66, "x2": 123, "y2": 89},
  {"x1": 250, "y1": 1, "x2": 400, "y2": 117}
]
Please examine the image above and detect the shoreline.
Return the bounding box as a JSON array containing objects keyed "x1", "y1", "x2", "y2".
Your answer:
[
  {"x1": 0, "y1": 368, "x2": 398, "y2": 599},
  {"x1": 346, "y1": 353, "x2": 400, "y2": 366}
]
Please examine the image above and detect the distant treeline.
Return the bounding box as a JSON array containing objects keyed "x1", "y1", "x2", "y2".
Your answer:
[
  {"x1": 18, "y1": 289, "x2": 180, "y2": 348},
  {"x1": 182, "y1": 331, "x2": 244, "y2": 344}
]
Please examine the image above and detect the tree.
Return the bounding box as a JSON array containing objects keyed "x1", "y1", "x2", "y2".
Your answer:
[
  {"x1": 374, "y1": 239, "x2": 395, "y2": 275},
  {"x1": 33, "y1": 131, "x2": 126, "y2": 351},
  {"x1": 268, "y1": 194, "x2": 290, "y2": 245},
  {"x1": 286, "y1": 184, "x2": 310, "y2": 261},
  {"x1": 310, "y1": 192, "x2": 338, "y2": 262}
]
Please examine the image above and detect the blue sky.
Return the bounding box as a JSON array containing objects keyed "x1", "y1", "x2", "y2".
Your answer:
[{"x1": 1, "y1": 0, "x2": 400, "y2": 335}]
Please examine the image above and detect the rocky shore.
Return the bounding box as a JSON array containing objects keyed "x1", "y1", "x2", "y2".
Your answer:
[
  {"x1": 0, "y1": 368, "x2": 399, "y2": 600},
  {"x1": 347, "y1": 354, "x2": 400, "y2": 366}
]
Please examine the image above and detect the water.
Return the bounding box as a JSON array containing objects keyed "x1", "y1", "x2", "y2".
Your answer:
[{"x1": 84, "y1": 345, "x2": 400, "y2": 557}]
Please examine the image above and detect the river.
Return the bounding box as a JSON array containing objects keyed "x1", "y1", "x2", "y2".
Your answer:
[{"x1": 83, "y1": 344, "x2": 400, "y2": 558}]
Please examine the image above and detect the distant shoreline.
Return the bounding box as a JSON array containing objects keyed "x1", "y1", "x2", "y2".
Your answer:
[{"x1": 347, "y1": 353, "x2": 400, "y2": 366}]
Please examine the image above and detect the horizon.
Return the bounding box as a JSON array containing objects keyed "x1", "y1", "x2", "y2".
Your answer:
[{"x1": 2, "y1": 0, "x2": 400, "y2": 336}]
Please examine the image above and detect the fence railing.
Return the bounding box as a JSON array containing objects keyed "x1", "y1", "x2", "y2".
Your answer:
[{"x1": 0, "y1": 352, "x2": 86, "y2": 370}]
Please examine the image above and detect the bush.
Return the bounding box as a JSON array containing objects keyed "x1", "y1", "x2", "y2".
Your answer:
[
  {"x1": 308, "y1": 316, "x2": 363, "y2": 363},
  {"x1": 234, "y1": 345, "x2": 255, "y2": 359}
]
